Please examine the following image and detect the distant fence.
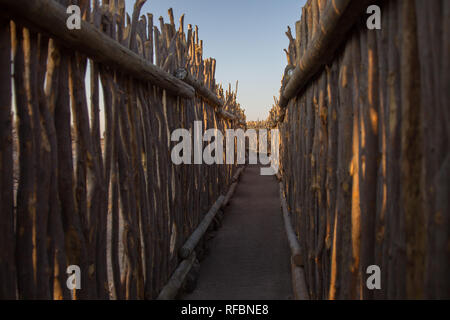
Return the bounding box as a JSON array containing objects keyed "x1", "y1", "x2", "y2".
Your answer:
[
  {"x1": 275, "y1": 0, "x2": 448, "y2": 299},
  {"x1": 0, "y1": 0, "x2": 245, "y2": 299}
]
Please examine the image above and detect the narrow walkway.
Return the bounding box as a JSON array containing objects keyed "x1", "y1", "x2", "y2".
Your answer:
[{"x1": 184, "y1": 165, "x2": 292, "y2": 300}]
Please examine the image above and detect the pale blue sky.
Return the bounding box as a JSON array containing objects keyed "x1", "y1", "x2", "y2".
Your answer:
[{"x1": 125, "y1": 0, "x2": 307, "y2": 121}]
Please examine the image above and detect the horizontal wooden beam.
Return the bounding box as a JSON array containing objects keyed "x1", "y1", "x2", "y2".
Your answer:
[
  {"x1": 175, "y1": 68, "x2": 223, "y2": 108},
  {"x1": 279, "y1": 182, "x2": 308, "y2": 299},
  {"x1": 1, "y1": 0, "x2": 195, "y2": 99},
  {"x1": 232, "y1": 166, "x2": 245, "y2": 183},
  {"x1": 218, "y1": 109, "x2": 237, "y2": 121},
  {"x1": 275, "y1": 171, "x2": 282, "y2": 182},
  {"x1": 179, "y1": 195, "x2": 226, "y2": 259},
  {"x1": 291, "y1": 257, "x2": 309, "y2": 300},
  {"x1": 279, "y1": 0, "x2": 371, "y2": 108},
  {"x1": 157, "y1": 252, "x2": 196, "y2": 300},
  {"x1": 222, "y1": 182, "x2": 238, "y2": 208},
  {"x1": 222, "y1": 166, "x2": 245, "y2": 208},
  {"x1": 279, "y1": 182, "x2": 303, "y2": 267},
  {"x1": 175, "y1": 68, "x2": 244, "y2": 123}
]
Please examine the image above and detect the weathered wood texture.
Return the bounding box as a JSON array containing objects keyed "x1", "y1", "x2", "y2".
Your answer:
[
  {"x1": 1, "y1": 0, "x2": 197, "y2": 99},
  {"x1": 274, "y1": 0, "x2": 449, "y2": 299},
  {"x1": 157, "y1": 252, "x2": 196, "y2": 300},
  {"x1": 291, "y1": 258, "x2": 309, "y2": 300},
  {"x1": 0, "y1": 0, "x2": 245, "y2": 300},
  {"x1": 279, "y1": 183, "x2": 304, "y2": 268},
  {"x1": 279, "y1": 0, "x2": 372, "y2": 108},
  {"x1": 175, "y1": 68, "x2": 241, "y2": 122},
  {"x1": 179, "y1": 195, "x2": 225, "y2": 259}
]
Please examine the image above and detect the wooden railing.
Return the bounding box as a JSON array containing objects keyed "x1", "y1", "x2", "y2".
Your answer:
[
  {"x1": 0, "y1": 0, "x2": 246, "y2": 300},
  {"x1": 272, "y1": 0, "x2": 449, "y2": 299}
]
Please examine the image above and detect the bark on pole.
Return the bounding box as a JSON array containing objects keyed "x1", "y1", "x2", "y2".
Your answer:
[
  {"x1": 291, "y1": 258, "x2": 310, "y2": 300},
  {"x1": 232, "y1": 166, "x2": 245, "y2": 183},
  {"x1": 175, "y1": 68, "x2": 240, "y2": 122},
  {"x1": 276, "y1": 0, "x2": 449, "y2": 300},
  {"x1": 0, "y1": 0, "x2": 195, "y2": 99},
  {"x1": 222, "y1": 182, "x2": 238, "y2": 208},
  {"x1": 179, "y1": 195, "x2": 226, "y2": 259},
  {"x1": 157, "y1": 253, "x2": 196, "y2": 300},
  {"x1": 279, "y1": 0, "x2": 371, "y2": 109},
  {"x1": 2, "y1": 0, "x2": 246, "y2": 301},
  {"x1": 14, "y1": 23, "x2": 38, "y2": 299},
  {"x1": 279, "y1": 183, "x2": 303, "y2": 267},
  {"x1": 0, "y1": 17, "x2": 16, "y2": 299}
]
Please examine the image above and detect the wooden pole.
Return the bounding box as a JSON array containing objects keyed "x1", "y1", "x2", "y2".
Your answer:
[
  {"x1": 175, "y1": 68, "x2": 241, "y2": 122},
  {"x1": 279, "y1": 182, "x2": 303, "y2": 267},
  {"x1": 0, "y1": 0, "x2": 195, "y2": 99},
  {"x1": 279, "y1": 0, "x2": 371, "y2": 109},
  {"x1": 179, "y1": 195, "x2": 225, "y2": 259},
  {"x1": 291, "y1": 258, "x2": 310, "y2": 300},
  {"x1": 232, "y1": 166, "x2": 245, "y2": 183},
  {"x1": 0, "y1": 17, "x2": 16, "y2": 299},
  {"x1": 218, "y1": 108, "x2": 237, "y2": 121},
  {"x1": 222, "y1": 182, "x2": 237, "y2": 208},
  {"x1": 157, "y1": 252, "x2": 196, "y2": 300}
]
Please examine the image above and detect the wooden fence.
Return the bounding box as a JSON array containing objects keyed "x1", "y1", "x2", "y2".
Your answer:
[
  {"x1": 0, "y1": 0, "x2": 245, "y2": 299},
  {"x1": 274, "y1": 0, "x2": 449, "y2": 299}
]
